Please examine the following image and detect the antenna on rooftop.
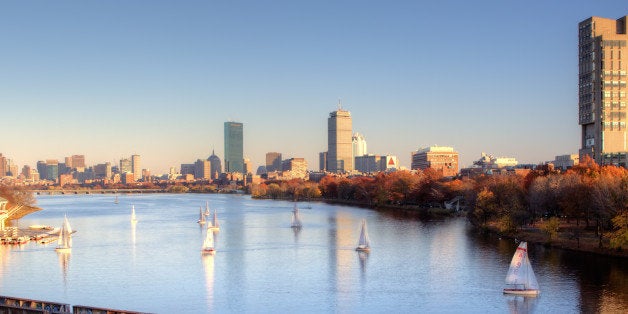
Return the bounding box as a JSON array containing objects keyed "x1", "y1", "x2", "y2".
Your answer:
[{"x1": 338, "y1": 98, "x2": 342, "y2": 110}]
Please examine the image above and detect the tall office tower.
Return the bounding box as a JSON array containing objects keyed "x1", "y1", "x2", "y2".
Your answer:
[
  {"x1": 194, "y1": 159, "x2": 211, "y2": 179},
  {"x1": 579, "y1": 15, "x2": 628, "y2": 166},
  {"x1": 37, "y1": 161, "x2": 47, "y2": 180},
  {"x1": 243, "y1": 157, "x2": 252, "y2": 174},
  {"x1": 327, "y1": 107, "x2": 353, "y2": 172},
  {"x1": 208, "y1": 149, "x2": 222, "y2": 180},
  {"x1": 352, "y1": 133, "x2": 367, "y2": 157},
  {"x1": 0, "y1": 153, "x2": 6, "y2": 177},
  {"x1": 131, "y1": 155, "x2": 141, "y2": 179},
  {"x1": 94, "y1": 162, "x2": 112, "y2": 179},
  {"x1": 72, "y1": 155, "x2": 86, "y2": 170},
  {"x1": 266, "y1": 152, "x2": 282, "y2": 172},
  {"x1": 319, "y1": 152, "x2": 327, "y2": 171},
  {"x1": 120, "y1": 158, "x2": 132, "y2": 174},
  {"x1": 45, "y1": 160, "x2": 59, "y2": 182},
  {"x1": 224, "y1": 121, "x2": 244, "y2": 173}
]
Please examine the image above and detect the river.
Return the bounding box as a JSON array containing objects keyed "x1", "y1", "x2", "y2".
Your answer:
[{"x1": 1, "y1": 194, "x2": 626, "y2": 313}]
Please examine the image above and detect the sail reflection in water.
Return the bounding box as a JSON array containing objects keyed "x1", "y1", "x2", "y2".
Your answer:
[
  {"x1": 57, "y1": 251, "x2": 70, "y2": 291},
  {"x1": 505, "y1": 295, "x2": 538, "y2": 314},
  {"x1": 202, "y1": 254, "x2": 214, "y2": 309}
]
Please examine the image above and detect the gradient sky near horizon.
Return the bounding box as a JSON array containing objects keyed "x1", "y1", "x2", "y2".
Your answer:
[{"x1": 2, "y1": 1, "x2": 627, "y2": 174}]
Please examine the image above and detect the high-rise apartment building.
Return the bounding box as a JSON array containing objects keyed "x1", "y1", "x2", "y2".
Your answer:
[
  {"x1": 352, "y1": 133, "x2": 367, "y2": 158},
  {"x1": 327, "y1": 107, "x2": 353, "y2": 173},
  {"x1": 224, "y1": 121, "x2": 244, "y2": 173},
  {"x1": 266, "y1": 152, "x2": 282, "y2": 172},
  {"x1": 579, "y1": 15, "x2": 628, "y2": 166},
  {"x1": 132, "y1": 155, "x2": 141, "y2": 179}
]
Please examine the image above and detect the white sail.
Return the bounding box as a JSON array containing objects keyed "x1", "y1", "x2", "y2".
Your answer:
[
  {"x1": 56, "y1": 215, "x2": 72, "y2": 252},
  {"x1": 204, "y1": 201, "x2": 211, "y2": 217},
  {"x1": 131, "y1": 205, "x2": 137, "y2": 222},
  {"x1": 198, "y1": 207, "x2": 206, "y2": 224},
  {"x1": 202, "y1": 227, "x2": 215, "y2": 253},
  {"x1": 356, "y1": 219, "x2": 370, "y2": 251},
  {"x1": 291, "y1": 204, "x2": 302, "y2": 228},
  {"x1": 504, "y1": 242, "x2": 540, "y2": 294},
  {"x1": 211, "y1": 207, "x2": 220, "y2": 230}
]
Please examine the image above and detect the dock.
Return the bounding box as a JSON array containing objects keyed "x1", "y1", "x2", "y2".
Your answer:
[{"x1": 0, "y1": 295, "x2": 150, "y2": 314}]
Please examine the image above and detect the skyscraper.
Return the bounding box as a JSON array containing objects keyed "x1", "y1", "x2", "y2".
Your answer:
[
  {"x1": 266, "y1": 152, "x2": 282, "y2": 172},
  {"x1": 327, "y1": 107, "x2": 353, "y2": 172},
  {"x1": 208, "y1": 149, "x2": 222, "y2": 180},
  {"x1": 132, "y1": 155, "x2": 141, "y2": 179},
  {"x1": 352, "y1": 133, "x2": 367, "y2": 157},
  {"x1": 579, "y1": 15, "x2": 628, "y2": 166},
  {"x1": 224, "y1": 121, "x2": 244, "y2": 173}
]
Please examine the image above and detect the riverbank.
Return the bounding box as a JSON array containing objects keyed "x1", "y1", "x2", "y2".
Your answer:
[{"x1": 482, "y1": 220, "x2": 628, "y2": 258}]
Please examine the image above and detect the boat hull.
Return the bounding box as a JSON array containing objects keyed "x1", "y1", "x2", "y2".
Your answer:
[
  {"x1": 503, "y1": 288, "x2": 539, "y2": 296},
  {"x1": 55, "y1": 247, "x2": 72, "y2": 253},
  {"x1": 355, "y1": 246, "x2": 370, "y2": 252},
  {"x1": 202, "y1": 249, "x2": 215, "y2": 255}
]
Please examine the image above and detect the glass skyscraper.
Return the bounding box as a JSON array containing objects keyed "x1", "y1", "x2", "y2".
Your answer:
[{"x1": 224, "y1": 121, "x2": 244, "y2": 173}]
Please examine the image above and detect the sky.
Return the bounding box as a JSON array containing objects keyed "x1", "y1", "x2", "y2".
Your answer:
[{"x1": 1, "y1": 1, "x2": 627, "y2": 174}]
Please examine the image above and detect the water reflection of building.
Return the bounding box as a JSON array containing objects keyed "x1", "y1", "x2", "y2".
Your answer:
[{"x1": 327, "y1": 212, "x2": 356, "y2": 311}]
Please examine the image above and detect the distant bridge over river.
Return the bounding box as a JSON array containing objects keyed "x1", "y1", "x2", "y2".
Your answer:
[{"x1": 32, "y1": 189, "x2": 166, "y2": 195}]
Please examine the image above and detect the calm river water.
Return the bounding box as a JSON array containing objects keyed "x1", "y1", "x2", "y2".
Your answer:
[{"x1": 1, "y1": 194, "x2": 626, "y2": 313}]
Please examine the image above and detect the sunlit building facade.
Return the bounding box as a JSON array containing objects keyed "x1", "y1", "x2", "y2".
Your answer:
[
  {"x1": 579, "y1": 15, "x2": 628, "y2": 166},
  {"x1": 327, "y1": 108, "x2": 353, "y2": 173},
  {"x1": 411, "y1": 146, "x2": 459, "y2": 177}
]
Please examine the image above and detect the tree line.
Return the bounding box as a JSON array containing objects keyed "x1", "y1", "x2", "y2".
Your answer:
[{"x1": 250, "y1": 156, "x2": 628, "y2": 250}]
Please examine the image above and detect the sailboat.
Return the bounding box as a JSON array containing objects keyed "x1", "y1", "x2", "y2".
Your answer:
[
  {"x1": 201, "y1": 224, "x2": 216, "y2": 254},
  {"x1": 198, "y1": 207, "x2": 206, "y2": 225},
  {"x1": 131, "y1": 205, "x2": 137, "y2": 223},
  {"x1": 55, "y1": 215, "x2": 73, "y2": 253},
  {"x1": 355, "y1": 219, "x2": 371, "y2": 252},
  {"x1": 503, "y1": 242, "x2": 540, "y2": 296},
  {"x1": 114, "y1": 195, "x2": 119, "y2": 204},
  {"x1": 209, "y1": 207, "x2": 220, "y2": 232},
  {"x1": 204, "y1": 201, "x2": 211, "y2": 217},
  {"x1": 291, "y1": 204, "x2": 302, "y2": 229}
]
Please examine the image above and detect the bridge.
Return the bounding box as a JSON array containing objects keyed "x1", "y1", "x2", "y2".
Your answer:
[{"x1": 31, "y1": 189, "x2": 166, "y2": 195}]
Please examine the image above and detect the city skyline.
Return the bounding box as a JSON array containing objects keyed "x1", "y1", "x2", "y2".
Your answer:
[{"x1": 2, "y1": 2, "x2": 628, "y2": 174}]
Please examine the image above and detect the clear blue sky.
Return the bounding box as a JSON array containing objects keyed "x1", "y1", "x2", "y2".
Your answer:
[{"x1": 1, "y1": 1, "x2": 627, "y2": 174}]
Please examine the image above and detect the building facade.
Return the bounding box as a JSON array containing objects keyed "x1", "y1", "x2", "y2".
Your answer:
[
  {"x1": 208, "y1": 150, "x2": 222, "y2": 180},
  {"x1": 266, "y1": 152, "x2": 282, "y2": 172},
  {"x1": 319, "y1": 152, "x2": 327, "y2": 171},
  {"x1": 281, "y1": 158, "x2": 308, "y2": 179},
  {"x1": 355, "y1": 154, "x2": 399, "y2": 173},
  {"x1": 579, "y1": 15, "x2": 628, "y2": 166},
  {"x1": 94, "y1": 162, "x2": 112, "y2": 180},
  {"x1": 131, "y1": 155, "x2": 141, "y2": 180},
  {"x1": 120, "y1": 158, "x2": 132, "y2": 174},
  {"x1": 411, "y1": 146, "x2": 459, "y2": 177},
  {"x1": 194, "y1": 159, "x2": 211, "y2": 179},
  {"x1": 352, "y1": 133, "x2": 367, "y2": 158},
  {"x1": 327, "y1": 108, "x2": 353, "y2": 173},
  {"x1": 554, "y1": 154, "x2": 580, "y2": 171},
  {"x1": 224, "y1": 121, "x2": 244, "y2": 173}
]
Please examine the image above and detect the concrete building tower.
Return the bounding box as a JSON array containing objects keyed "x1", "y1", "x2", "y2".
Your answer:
[
  {"x1": 224, "y1": 121, "x2": 244, "y2": 173},
  {"x1": 579, "y1": 15, "x2": 628, "y2": 166},
  {"x1": 131, "y1": 155, "x2": 141, "y2": 180},
  {"x1": 266, "y1": 152, "x2": 282, "y2": 172},
  {"x1": 327, "y1": 103, "x2": 353, "y2": 173}
]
